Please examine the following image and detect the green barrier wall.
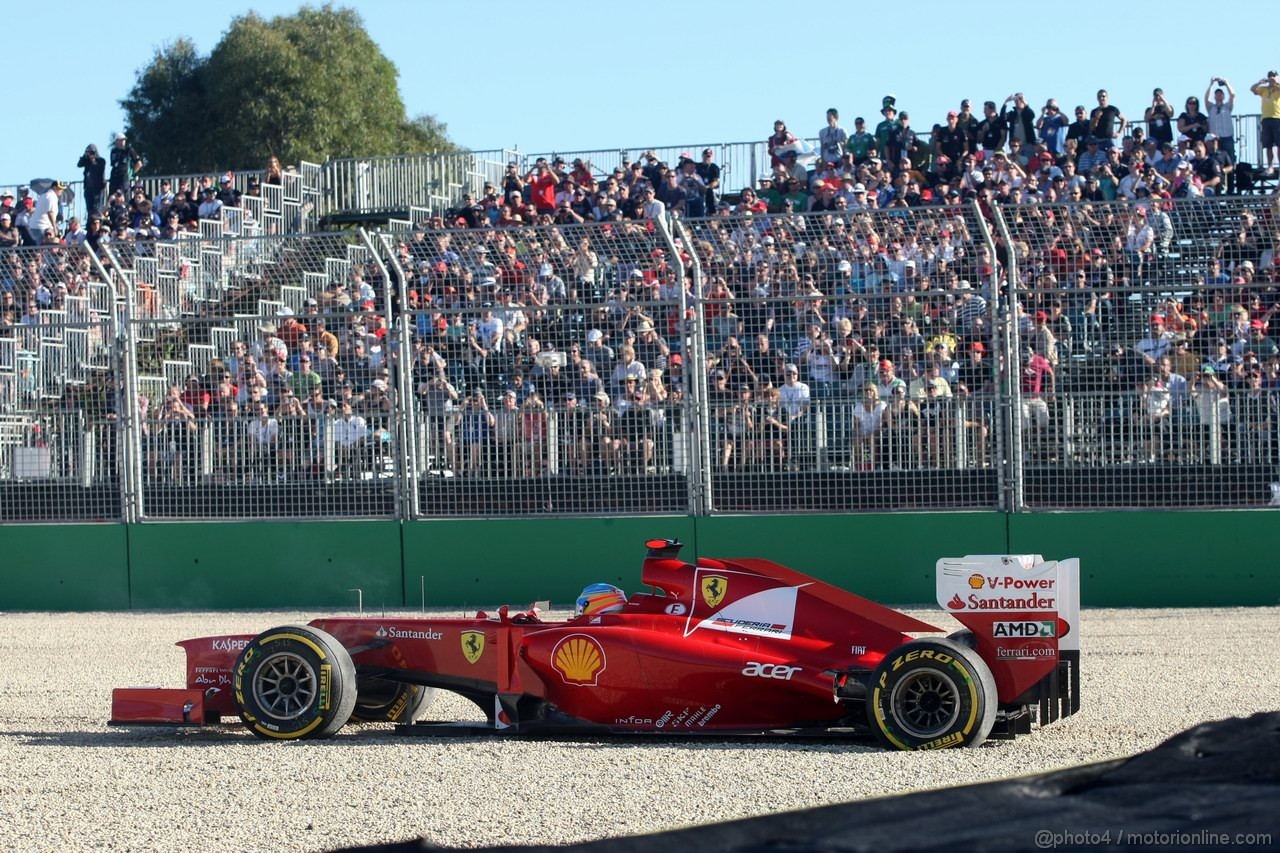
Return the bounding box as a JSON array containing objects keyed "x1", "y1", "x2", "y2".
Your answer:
[
  {"x1": 401, "y1": 516, "x2": 698, "y2": 607},
  {"x1": 1007, "y1": 511, "x2": 1280, "y2": 607},
  {"x1": 0, "y1": 524, "x2": 130, "y2": 610},
  {"x1": 127, "y1": 521, "x2": 403, "y2": 609},
  {"x1": 3, "y1": 511, "x2": 1278, "y2": 610}
]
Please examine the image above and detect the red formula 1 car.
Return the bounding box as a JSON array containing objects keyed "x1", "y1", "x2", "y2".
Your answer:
[{"x1": 110, "y1": 540, "x2": 1080, "y2": 750}]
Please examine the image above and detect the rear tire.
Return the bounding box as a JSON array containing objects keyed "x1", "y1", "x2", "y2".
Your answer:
[
  {"x1": 867, "y1": 637, "x2": 997, "y2": 750},
  {"x1": 233, "y1": 625, "x2": 356, "y2": 740},
  {"x1": 350, "y1": 678, "x2": 436, "y2": 724}
]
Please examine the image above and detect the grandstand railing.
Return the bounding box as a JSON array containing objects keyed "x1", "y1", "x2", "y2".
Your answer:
[
  {"x1": 1, "y1": 196, "x2": 1277, "y2": 522},
  {"x1": 318, "y1": 150, "x2": 520, "y2": 221}
]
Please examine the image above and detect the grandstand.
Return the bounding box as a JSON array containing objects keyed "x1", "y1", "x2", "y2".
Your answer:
[{"x1": 2, "y1": 110, "x2": 1278, "y2": 523}]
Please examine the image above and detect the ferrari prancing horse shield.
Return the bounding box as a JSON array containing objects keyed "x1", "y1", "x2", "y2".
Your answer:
[
  {"x1": 461, "y1": 631, "x2": 485, "y2": 664},
  {"x1": 701, "y1": 575, "x2": 728, "y2": 609}
]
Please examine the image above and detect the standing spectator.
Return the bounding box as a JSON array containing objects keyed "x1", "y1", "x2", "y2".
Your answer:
[
  {"x1": 1177, "y1": 97, "x2": 1210, "y2": 144},
  {"x1": 1065, "y1": 105, "x2": 1092, "y2": 152},
  {"x1": 819, "y1": 108, "x2": 848, "y2": 165},
  {"x1": 525, "y1": 159, "x2": 558, "y2": 215},
  {"x1": 77, "y1": 144, "x2": 107, "y2": 216},
  {"x1": 894, "y1": 112, "x2": 921, "y2": 166},
  {"x1": 850, "y1": 384, "x2": 887, "y2": 470},
  {"x1": 956, "y1": 99, "x2": 979, "y2": 149},
  {"x1": 875, "y1": 104, "x2": 900, "y2": 164},
  {"x1": 247, "y1": 402, "x2": 280, "y2": 481},
  {"x1": 330, "y1": 400, "x2": 368, "y2": 480},
  {"x1": 848, "y1": 117, "x2": 874, "y2": 164},
  {"x1": 29, "y1": 181, "x2": 63, "y2": 245},
  {"x1": 778, "y1": 364, "x2": 811, "y2": 468},
  {"x1": 217, "y1": 173, "x2": 242, "y2": 207},
  {"x1": 934, "y1": 111, "x2": 968, "y2": 162},
  {"x1": 977, "y1": 101, "x2": 1007, "y2": 158},
  {"x1": 767, "y1": 120, "x2": 797, "y2": 167},
  {"x1": 1002, "y1": 93, "x2": 1036, "y2": 150},
  {"x1": 1145, "y1": 89, "x2": 1175, "y2": 147},
  {"x1": 695, "y1": 148, "x2": 721, "y2": 213},
  {"x1": 1037, "y1": 99, "x2": 1068, "y2": 155},
  {"x1": 263, "y1": 155, "x2": 284, "y2": 186},
  {"x1": 676, "y1": 161, "x2": 707, "y2": 217},
  {"x1": 1250, "y1": 70, "x2": 1280, "y2": 176},
  {"x1": 1205, "y1": 76, "x2": 1237, "y2": 160},
  {"x1": 108, "y1": 133, "x2": 138, "y2": 197},
  {"x1": 1089, "y1": 89, "x2": 1127, "y2": 150}
]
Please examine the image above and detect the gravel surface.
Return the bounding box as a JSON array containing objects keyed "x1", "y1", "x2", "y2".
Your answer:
[{"x1": 2, "y1": 606, "x2": 1278, "y2": 852}]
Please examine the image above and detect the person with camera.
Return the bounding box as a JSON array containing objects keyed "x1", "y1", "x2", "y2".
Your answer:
[
  {"x1": 77, "y1": 144, "x2": 107, "y2": 216},
  {"x1": 1002, "y1": 93, "x2": 1036, "y2": 150},
  {"x1": 1251, "y1": 71, "x2": 1280, "y2": 176},
  {"x1": 1145, "y1": 89, "x2": 1175, "y2": 147},
  {"x1": 1036, "y1": 99, "x2": 1068, "y2": 155},
  {"x1": 1205, "y1": 77, "x2": 1237, "y2": 160}
]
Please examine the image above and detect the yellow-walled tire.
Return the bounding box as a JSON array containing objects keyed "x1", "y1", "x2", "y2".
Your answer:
[
  {"x1": 232, "y1": 625, "x2": 356, "y2": 740},
  {"x1": 867, "y1": 637, "x2": 997, "y2": 750}
]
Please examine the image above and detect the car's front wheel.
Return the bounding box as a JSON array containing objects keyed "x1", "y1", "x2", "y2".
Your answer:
[
  {"x1": 867, "y1": 637, "x2": 997, "y2": 750},
  {"x1": 233, "y1": 625, "x2": 356, "y2": 740}
]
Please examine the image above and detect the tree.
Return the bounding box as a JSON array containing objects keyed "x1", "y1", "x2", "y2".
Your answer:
[{"x1": 120, "y1": 4, "x2": 457, "y2": 175}]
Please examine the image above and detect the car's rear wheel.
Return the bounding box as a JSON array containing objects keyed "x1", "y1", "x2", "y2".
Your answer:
[
  {"x1": 867, "y1": 637, "x2": 996, "y2": 750},
  {"x1": 233, "y1": 625, "x2": 356, "y2": 740},
  {"x1": 350, "y1": 677, "x2": 435, "y2": 724}
]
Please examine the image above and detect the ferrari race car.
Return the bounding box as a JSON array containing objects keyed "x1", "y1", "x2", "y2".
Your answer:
[{"x1": 110, "y1": 540, "x2": 1080, "y2": 750}]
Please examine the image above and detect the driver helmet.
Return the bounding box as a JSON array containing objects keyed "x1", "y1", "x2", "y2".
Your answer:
[{"x1": 575, "y1": 583, "x2": 627, "y2": 617}]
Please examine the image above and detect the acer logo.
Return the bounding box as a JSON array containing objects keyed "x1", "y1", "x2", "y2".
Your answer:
[{"x1": 742, "y1": 662, "x2": 801, "y2": 680}]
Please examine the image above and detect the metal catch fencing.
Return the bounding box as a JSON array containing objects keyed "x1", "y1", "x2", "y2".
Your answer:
[
  {"x1": 1, "y1": 196, "x2": 1278, "y2": 522},
  {"x1": 1000, "y1": 193, "x2": 1280, "y2": 509}
]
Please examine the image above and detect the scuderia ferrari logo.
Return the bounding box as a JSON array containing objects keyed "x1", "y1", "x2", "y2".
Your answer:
[
  {"x1": 461, "y1": 631, "x2": 485, "y2": 664},
  {"x1": 701, "y1": 575, "x2": 728, "y2": 609}
]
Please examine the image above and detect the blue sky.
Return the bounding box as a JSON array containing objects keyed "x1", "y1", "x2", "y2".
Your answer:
[{"x1": 2, "y1": 1, "x2": 1272, "y2": 186}]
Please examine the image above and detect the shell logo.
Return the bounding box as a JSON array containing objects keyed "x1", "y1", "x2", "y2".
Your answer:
[
  {"x1": 551, "y1": 634, "x2": 607, "y2": 686},
  {"x1": 968, "y1": 574, "x2": 985, "y2": 589}
]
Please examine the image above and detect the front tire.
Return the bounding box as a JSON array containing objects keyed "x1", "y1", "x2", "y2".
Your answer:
[
  {"x1": 867, "y1": 637, "x2": 997, "y2": 750},
  {"x1": 233, "y1": 625, "x2": 356, "y2": 740}
]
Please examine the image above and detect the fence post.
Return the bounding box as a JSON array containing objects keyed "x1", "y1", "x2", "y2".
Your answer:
[
  {"x1": 669, "y1": 219, "x2": 713, "y2": 515},
  {"x1": 93, "y1": 244, "x2": 143, "y2": 523},
  {"x1": 983, "y1": 202, "x2": 1025, "y2": 513},
  {"x1": 359, "y1": 228, "x2": 415, "y2": 520}
]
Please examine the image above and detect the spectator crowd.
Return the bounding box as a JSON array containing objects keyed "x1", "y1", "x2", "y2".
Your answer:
[{"x1": 2, "y1": 72, "x2": 1280, "y2": 487}]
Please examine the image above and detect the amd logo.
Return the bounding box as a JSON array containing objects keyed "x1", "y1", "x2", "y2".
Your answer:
[
  {"x1": 742, "y1": 662, "x2": 801, "y2": 680},
  {"x1": 992, "y1": 621, "x2": 1056, "y2": 638}
]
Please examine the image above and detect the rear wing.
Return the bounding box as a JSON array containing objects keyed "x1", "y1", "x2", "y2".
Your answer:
[{"x1": 937, "y1": 555, "x2": 1080, "y2": 729}]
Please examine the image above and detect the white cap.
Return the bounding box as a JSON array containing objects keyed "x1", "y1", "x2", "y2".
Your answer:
[{"x1": 586, "y1": 329, "x2": 603, "y2": 343}]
